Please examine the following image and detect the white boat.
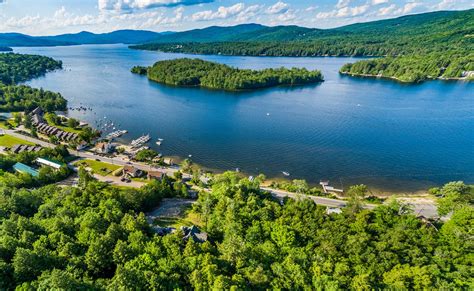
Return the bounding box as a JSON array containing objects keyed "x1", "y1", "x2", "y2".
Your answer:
[{"x1": 282, "y1": 171, "x2": 290, "y2": 177}]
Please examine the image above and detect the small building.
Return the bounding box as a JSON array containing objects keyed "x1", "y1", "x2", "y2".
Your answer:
[
  {"x1": 123, "y1": 165, "x2": 143, "y2": 178},
  {"x1": 13, "y1": 162, "x2": 39, "y2": 177},
  {"x1": 17, "y1": 145, "x2": 27, "y2": 153},
  {"x1": 35, "y1": 157, "x2": 64, "y2": 170},
  {"x1": 152, "y1": 226, "x2": 176, "y2": 236},
  {"x1": 163, "y1": 158, "x2": 174, "y2": 166},
  {"x1": 30, "y1": 107, "x2": 43, "y2": 117},
  {"x1": 148, "y1": 170, "x2": 165, "y2": 181},
  {"x1": 181, "y1": 225, "x2": 208, "y2": 243},
  {"x1": 326, "y1": 207, "x2": 343, "y2": 215},
  {"x1": 94, "y1": 142, "x2": 113, "y2": 154},
  {"x1": 10, "y1": 144, "x2": 21, "y2": 154},
  {"x1": 76, "y1": 141, "x2": 88, "y2": 151}
]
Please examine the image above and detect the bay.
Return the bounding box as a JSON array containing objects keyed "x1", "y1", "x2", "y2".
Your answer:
[{"x1": 16, "y1": 44, "x2": 474, "y2": 192}]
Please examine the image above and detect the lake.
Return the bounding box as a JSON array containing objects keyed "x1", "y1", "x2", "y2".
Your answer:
[{"x1": 15, "y1": 44, "x2": 474, "y2": 192}]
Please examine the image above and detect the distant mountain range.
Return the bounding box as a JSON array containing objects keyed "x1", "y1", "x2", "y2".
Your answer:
[
  {"x1": 146, "y1": 9, "x2": 472, "y2": 43},
  {"x1": 0, "y1": 9, "x2": 472, "y2": 48},
  {"x1": 0, "y1": 30, "x2": 164, "y2": 47}
]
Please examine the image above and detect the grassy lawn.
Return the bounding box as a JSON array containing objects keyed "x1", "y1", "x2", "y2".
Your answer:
[
  {"x1": 0, "y1": 134, "x2": 35, "y2": 147},
  {"x1": 54, "y1": 124, "x2": 82, "y2": 134},
  {"x1": 153, "y1": 204, "x2": 203, "y2": 228},
  {"x1": 74, "y1": 159, "x2": 121, "y2": 176},
  {"x1": 132, "y1": 177, "x2": 149, "y2": 183},
  {"x1": 0, "y1": 120, "x2": 11, "y2": 129},
  {"x1": 44, "y1": 114, "x2": 82, "y2": 134}
]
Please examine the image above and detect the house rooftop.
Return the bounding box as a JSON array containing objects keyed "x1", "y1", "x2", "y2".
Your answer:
[
  {"x1": 36, "y1": 157, "x2": 65, "y2": 169},
  {"x1": 13, "y1": 162, "x2": 39, "y2": 177}
]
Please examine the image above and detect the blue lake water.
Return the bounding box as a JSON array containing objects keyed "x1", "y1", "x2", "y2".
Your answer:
[{"x1": 15, "y1": 44, "x2": 474, "y2": 192}]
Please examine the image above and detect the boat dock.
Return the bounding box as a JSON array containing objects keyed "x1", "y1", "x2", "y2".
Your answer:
[
  {"x1": 131, "y1": 134, "x2": 151, "y2": 148},
  {"x1": 106, "y1": 130, "x2": 128, "y2": 139},
  {"x1": 320, "y1": 180, "x2": 344, "y2": 194}
]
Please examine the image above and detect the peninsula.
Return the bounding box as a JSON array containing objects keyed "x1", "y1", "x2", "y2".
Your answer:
[
  {"x1": 339, "y1": 51, "x2": 474, "y2": 83},
  {"x1": 131, "y1": 58, "x2": 323, "y2": 91}
]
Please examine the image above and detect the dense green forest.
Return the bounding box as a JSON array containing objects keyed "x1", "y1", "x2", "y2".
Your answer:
[
  {"x1": 132, "y1": 10, "x2": 473, "y2": 57},
  {"x1": 340, "y1": 51, "x2": 474, "y2": 82},
  {"x1": 132, "y1": 9, "x2": 474, "y2": 83},
  {"x1": 0, "y1": 145, "x2": 71, "y2": 188},
  {"x1": 0, "y1": 53, "x2": 62, "y2": 85},
  {"x1": 132, "y1": 58, "x2": 323, "y2": 91},
  {"x1": 0, "y1": 53, "x2": 66, "y2": 112},
  {"x1": 0, "y1": 85, "x2": 67, "y2": 112},
  {"x1": 0, "y1": 170, "x2": 472, "y2": 289}
]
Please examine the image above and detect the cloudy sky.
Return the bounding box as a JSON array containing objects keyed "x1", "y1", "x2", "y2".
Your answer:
[{"x1": 0, "y1": 0, "x2": 471, "y2": 35}]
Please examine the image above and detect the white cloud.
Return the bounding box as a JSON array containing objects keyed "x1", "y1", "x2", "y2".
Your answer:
[
  {"x1": 236, "y1": 5, "x2": 262, "y2": 22},
  {"x1": 371, "y1": 0, "x2": 389, "y2": 5},
  {"x1": 98, "y1": 0, "x2": 213, "y2": 11},
  {"x1": 336, "y1": 0, "x2": 351, "y2": 9},
  {"x1": 0, "y1": 7, "x2": 104, "y2": 31},
  {"x1": 191, "y1": 3, "x2": 245, "y2": 21},
  {"x1": 266, "y1": 1, "x2": 289, "y2": 14},
  {"x1": 399, "y1": 2, "x2": 421, "y2": 14},
  {"x1": 378, "y1": 4, "x2": 397, "y2": 15},
  {"x1": 435, "y1": 0, "x2": 456, "y2": 9},
  {"x1": 317, "y1": 4, "x2": 370, "y2": 19},
  {"x1": 305, "y1": 6, "x2": 318, "y2": 12},
  {"x1": 276, "y1": 10, "x2": 296, "y2": 21}
]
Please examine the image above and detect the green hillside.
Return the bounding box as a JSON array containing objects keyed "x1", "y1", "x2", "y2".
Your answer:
[
  {"x1": 132, "y1": 9, "x2": 474, "y2": 83},
  {"x1": 133, "y1": 9, "x2": 473, "y2": 56}
]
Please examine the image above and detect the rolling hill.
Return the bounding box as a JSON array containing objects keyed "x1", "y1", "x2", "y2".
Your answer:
[
  {"x1": 0, "y1": 30, "x2": 163, "y2": 47},
  {"x1": 133, "y1": 9, "x2": 474, "y2": 55}
]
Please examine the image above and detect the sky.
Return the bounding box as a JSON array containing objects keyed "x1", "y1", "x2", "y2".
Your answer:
[{"x1": 0, "y1": 0, "x2": 471, "y2": 35}]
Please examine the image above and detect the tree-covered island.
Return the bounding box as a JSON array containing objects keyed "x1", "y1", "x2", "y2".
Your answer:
[{"x1": 132, "y1": 58, "x2": 323, "y2": 91}]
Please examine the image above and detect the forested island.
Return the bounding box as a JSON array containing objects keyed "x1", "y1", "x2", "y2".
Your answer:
[
  {"x1": 131, "y1": 9, "x2": 474, "y2": 84},
  {"x1": 0, "y1": 47, "x2": 13, "y2": 52},
  {"x1": 0, "y1": 170, "x2": 472, "y2": 289},
  {"x1": 132, "y1": 58, "x2": 323, "y2": 91},
  {"x1": 340, "y1": 52, "x2": 474, "y2": 83},
  {"x1": 0, "y1": 53, "x2": 66, "y2": 112}
]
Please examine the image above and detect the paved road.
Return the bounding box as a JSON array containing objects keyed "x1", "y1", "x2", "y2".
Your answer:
[
  {"x1": 262, "y1": 187, "x2": 374, "y2": 209},
  {"x1": 7, "y1": 130, "x2": 439, "y2": 218},
  {"x1": 7, "y1": 130, "x2": 182, "y2": 176},
  {"x1": 264, "y1": 187, "x2": 439, "y2": 218}
]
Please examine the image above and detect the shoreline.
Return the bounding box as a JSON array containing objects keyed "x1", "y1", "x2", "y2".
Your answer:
[
  {"x1": 158, "y1": 152, "x2": 447, "y2": 195},
  {"x1": 339, "y1": 71, "x2": 473, "y2": 83}
]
